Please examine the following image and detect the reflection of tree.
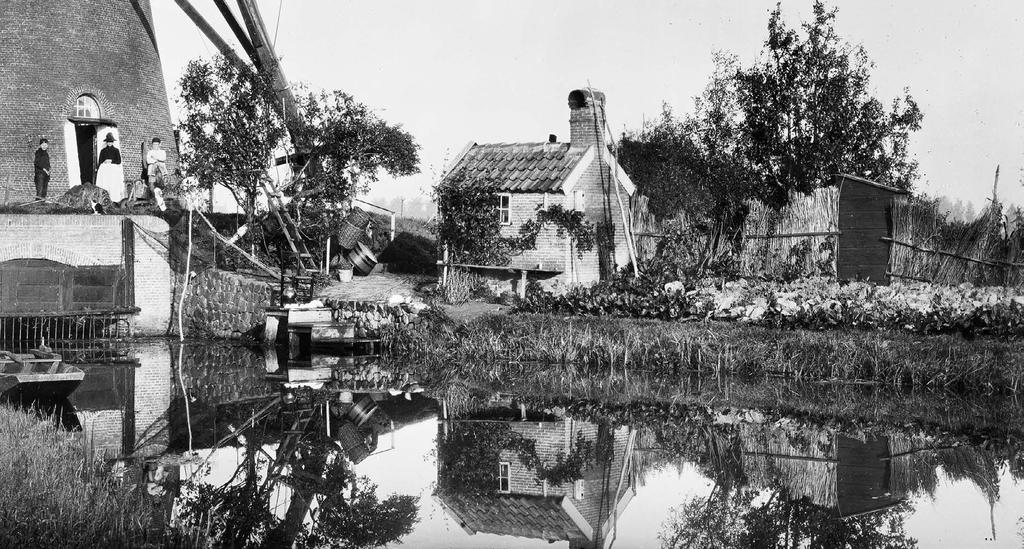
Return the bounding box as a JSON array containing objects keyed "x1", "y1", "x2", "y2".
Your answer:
[
  {"x1": 179, "y1": 407, "x2": 419, "y2": 548},
  {"x1": 660, "y1": 487, "x2": 918, "y2": 549},
  {"x1": 304, "y1": 474, "x2": 418, "y2": 549}
]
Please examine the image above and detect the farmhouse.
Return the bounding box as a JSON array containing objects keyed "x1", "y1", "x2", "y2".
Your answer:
[{"x1": 443, "y1": 88, "x2": 636, "y2": 292}]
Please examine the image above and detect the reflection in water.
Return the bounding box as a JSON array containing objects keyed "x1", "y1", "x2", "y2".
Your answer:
[{"x1": 5, "y1": 339, "x2": 1022, "y2": 548}]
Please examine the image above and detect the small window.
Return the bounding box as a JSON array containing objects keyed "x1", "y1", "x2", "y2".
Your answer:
[
  {"x1": 573, "y1": 191, "x2": 586, "y2": 211},
  {"x1": 498, "y1": 462, "x2": 511, "y2": 493},
  {"x1": 498, "y1": 194, "x2": 511, "y2": 225},
  {"x1": 573, "y1": 479, "x2": 585, "y2": 500},
  {"x1": 74, "y1": 95, "x2": 100, "y2": 119}
]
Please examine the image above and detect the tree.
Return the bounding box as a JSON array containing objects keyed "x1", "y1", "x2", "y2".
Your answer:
[
  {"x1": 620, "y1": 53, "x2": 754, "y2": 223},
  {"x1": 178, "y1": 55, "x2": 287, "y2": 227},
  {"x1": 735, "y1": 1, "x2": 923, "y2": 206},
  {"x1": 293, "y1": 89, "x2": 420, "y2": 206}
]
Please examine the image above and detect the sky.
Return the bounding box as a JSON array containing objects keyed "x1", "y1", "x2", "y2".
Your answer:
[{"x1": 151, "y1": 1, "x2": 1024, "y2": 211}]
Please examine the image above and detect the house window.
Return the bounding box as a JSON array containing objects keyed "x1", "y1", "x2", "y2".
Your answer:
[
  {"x1": 573, "y1": 479, "x2": 585, "y2": 500},
  {"x1": 498, "y1": 194, "x2": 511, "y2": 225},
  {"x1": 573, "y1": 191, "x2": 586, "y2": 211},
  {"x1": 74, "y1": 95, "x2": 100, "y2": 119},
  {"x1": 498, "y1": 462, "x2": 511, "y2": 492}
]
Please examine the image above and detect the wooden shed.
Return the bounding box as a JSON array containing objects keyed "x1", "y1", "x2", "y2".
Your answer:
[
  {"x1": 741, "y1": 174, "x2": 909, "y2": 283},
  {"x1": 834, "y1": 174, "x2": 909, "y2": 282}
]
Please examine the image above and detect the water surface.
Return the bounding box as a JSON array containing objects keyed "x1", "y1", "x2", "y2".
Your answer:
[{"x1": 15, "y1": 339, "x2": 1023, "y2": 548}]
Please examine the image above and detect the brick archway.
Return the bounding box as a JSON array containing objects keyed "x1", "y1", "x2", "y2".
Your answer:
[{"x1": 0, "y1": 242, "x2": 104, "y2": 266}]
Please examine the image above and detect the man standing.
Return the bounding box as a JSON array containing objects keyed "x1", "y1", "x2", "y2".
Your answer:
[{"x1": 34, "y1": 138, "x2": 50, "y2": 199}]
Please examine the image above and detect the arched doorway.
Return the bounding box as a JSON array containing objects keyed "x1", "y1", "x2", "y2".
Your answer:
[{"x1": 65, "y1": 95, "x2": 118, "y2": 187}]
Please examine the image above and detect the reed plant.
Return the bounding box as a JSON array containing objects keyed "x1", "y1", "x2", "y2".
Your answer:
[
  {"x1": 384, "y1": 312, "x2": 1024, "y2": 394},
  {"x1": 0, "y1": 405, "x2": 205, "y2": 548}
]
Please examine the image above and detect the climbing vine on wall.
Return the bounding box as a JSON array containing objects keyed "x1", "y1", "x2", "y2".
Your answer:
[
  {"x1": 434, "y1": 174, "x2": 534, "y2": 266},
  {"x1": 435, "y1": 173, "x2": 596, "y2": 265},
  {"x1": 520, "y1": 204, "x2": 597, "y2": 259}
]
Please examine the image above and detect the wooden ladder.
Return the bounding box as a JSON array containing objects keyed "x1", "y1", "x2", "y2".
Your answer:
[{"x1": 264, "y1": 180, "x2": 318, "y2": 304}]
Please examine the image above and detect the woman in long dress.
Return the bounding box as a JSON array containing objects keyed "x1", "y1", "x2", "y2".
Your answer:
[{"x1": 95, "y1": 132, "x2": 125, "y2": 204}]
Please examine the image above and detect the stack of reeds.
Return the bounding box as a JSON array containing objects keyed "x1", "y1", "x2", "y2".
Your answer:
[
  {"x1": 739, "y1": 187, "x2": 840, "y2": 278},
  {"x1": 888, "y1": 197, "x2": 1022, "y2": 286}
]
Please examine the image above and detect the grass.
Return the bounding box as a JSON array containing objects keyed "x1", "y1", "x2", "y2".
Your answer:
[
  {"x1": 383, "y1": 312, "x2": 1024, "y2": 395},
  {"x1": 0, "y1": 405, "x2": 205, "y2": 548}
]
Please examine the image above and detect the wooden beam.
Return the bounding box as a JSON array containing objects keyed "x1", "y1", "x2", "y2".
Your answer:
[
  {"x1": 235, "y1": 0, "x2": 304, "y2": 145},
  {"x1": 883, "y1": 237, "x2": 1024, "y2": 268},
  {"x1": 212, "y1": 0, "x2": 259, "y2": 64},
  {"x1": 745, "y1": 231, "x2": 842, "y2": 239},
  {"x1": 172, "y1": 0, "x2": 248, "y2": 70}
]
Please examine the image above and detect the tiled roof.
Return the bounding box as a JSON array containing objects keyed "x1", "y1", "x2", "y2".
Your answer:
[
  {"x1": 446, "y1": 142, "x2": 589, "y2": 193},
  {"x1": 438, "y1": 493, "x2": 589, "y2": 542}
]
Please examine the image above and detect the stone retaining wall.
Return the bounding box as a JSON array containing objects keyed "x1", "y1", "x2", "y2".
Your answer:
[
  {"x1": 181, "y1": 269, "x2": 272, "y2": 339},
  {"x1": 322, "y1": 298, "x2": 423, "y2": 338}
]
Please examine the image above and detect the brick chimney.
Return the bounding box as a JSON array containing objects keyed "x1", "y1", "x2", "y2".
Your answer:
[{"x1": 568, "y1": 88, "x2": 606, "y2": 148}]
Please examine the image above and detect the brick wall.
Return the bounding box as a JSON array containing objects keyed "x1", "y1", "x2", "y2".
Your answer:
[
  {"x1": 501, "y1": 421, "x2": 572, "y2": 496},
  {"x1": 0, "y1": 0, "x2": 177, "y2": 202},
  {"x1": 487, "y1": 170, "x2": 631, "y2": 289},
  {"x1": 572, "y1": 161, "x2": 632, "y2": 283},
  {"x1": 500, "y1": 192, "x2": 570, "y2": 272},
  {"x1": 0, "y1": 214, "x2": 172, "y2": 335},
  {"x1": 132, "y1": 339, "x2": 172, "y2": 458},
  {"x1": 498, "y1": 420, "x2": 631, "y2": 538},
  {"x1": 77, "y1": 409, "x2": 126, "y2": 459}
]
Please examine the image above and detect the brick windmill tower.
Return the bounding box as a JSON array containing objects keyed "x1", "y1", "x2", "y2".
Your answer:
[{"x1": 0, "y1": 0, "x2": 177, "y2": 202}]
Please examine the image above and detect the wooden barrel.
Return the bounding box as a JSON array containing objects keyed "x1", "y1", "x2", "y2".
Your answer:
[
  {"x1": 347, "y1": 395, "x2": 379, "y2": 426},
  {"x1": 346, "y1": 241, "x2": 377, "y2": 275}
]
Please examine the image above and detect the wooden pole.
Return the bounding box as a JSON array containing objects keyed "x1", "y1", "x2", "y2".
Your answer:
[{"x1": 324, "y1": 236, "x2": 331, "y2": 276}]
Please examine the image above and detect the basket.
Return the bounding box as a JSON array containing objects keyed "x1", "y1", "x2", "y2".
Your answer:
[{"x1": 334, "y1": 208, "x2": 372, "y2": 249}]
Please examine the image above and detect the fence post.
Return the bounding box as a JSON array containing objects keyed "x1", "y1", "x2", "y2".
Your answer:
[{"x1": 441, "y1": 245, "x2": 449, "y2": 286}]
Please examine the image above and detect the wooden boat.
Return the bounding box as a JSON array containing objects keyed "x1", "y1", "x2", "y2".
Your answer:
[{"x1": 0, "y1": 350, "x2": 84, "y2": 398}]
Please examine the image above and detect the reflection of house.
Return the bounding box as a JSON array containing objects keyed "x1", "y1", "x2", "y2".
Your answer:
[{"x1": 436, "y1": 406, "x2": 636, "y2": 549}]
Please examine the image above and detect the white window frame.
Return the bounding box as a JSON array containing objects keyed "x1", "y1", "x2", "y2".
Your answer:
[
  {"x1": 74, "y1": 95, "x2": 100, "y2": 119},
  {"x1": 572, "y1": 191, "x2": 586, "y2": 212},
  {"x1": 498, "y1": 193, "x2": 512, "y2": 225},
  {"x1": 573, "y1": 479, "x2": 585, "y2": 500},
  {"x1": 498, "y1": 462, "x2": 511, "y2": 493}
]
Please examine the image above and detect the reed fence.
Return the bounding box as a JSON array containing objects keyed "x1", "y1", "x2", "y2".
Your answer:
[
  {"x1": 887, "y1": 197, "x2": 1024, "y2": 286},
  {"x1": 738, "y1": 423, "x2": 838, "y2": 508},
  {"x1": 739, "y1": 187, "x2": 840, "y2": 278},
  {"x1": 630, "y1": 194, "x2": 736, "y2": 267}
]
